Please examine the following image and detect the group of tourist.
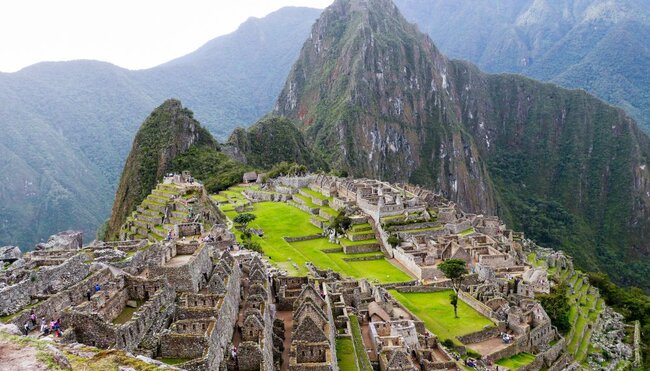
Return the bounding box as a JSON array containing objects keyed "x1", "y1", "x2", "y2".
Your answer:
[
  {"x1": 500, "y1": 332, "x2": 512, "y2": 344},
  {"x1": 21, "y1": 309, "x2": 62, "y2": 338}
]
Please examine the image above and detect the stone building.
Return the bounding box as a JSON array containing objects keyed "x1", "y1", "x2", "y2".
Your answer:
[{"x1": 288, "y1": 284, "x2": 338, "y2": 371}]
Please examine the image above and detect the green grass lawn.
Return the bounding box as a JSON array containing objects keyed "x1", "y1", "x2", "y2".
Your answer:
[
  {"x1": 293, "y1": 193, "x2": 320, "y2": 208},
  {"x1": 388, "y1": 290, "x2": 494, "y2": 343},
  {"x1": 340, "y1": 237, "x2": 379, "y2": 247},
  {"x1": 336, "y1": 338, "x2": 358, "y2": 370},
  {"x1": 349, "y1": 314, "x2": 373, "y2": 371},
  {"x1": 495, "y1": 352, "x2": 536, "y2": 369},
  {"x1": 301, "y1": 187, "x2": 329, "y2": 200},
  {"x1": 222, "y1": 202, "x2": 411, "y2": 283}
]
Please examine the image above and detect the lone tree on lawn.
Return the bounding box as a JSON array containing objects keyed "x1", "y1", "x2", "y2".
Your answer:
[
  {"x1": 233, "y1": 213, "x2": 256, "y2": 230},
  {"x1": 330, "y1": 210, "x2": 352, "y2": 237},
  {"x1": 439, "y1": 259, "x2": 468, "y2": 318}
]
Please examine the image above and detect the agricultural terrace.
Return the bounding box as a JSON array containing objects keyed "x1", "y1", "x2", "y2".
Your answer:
[
  {"x1": 218, "y1": 194, "x2": 411, "y2": 283},
  {"x1": 495, "y1": 352, "x2": 536, "y2": 370},
  {"x1": 388, "y1": 290, "x2": 495, "y2": 345}
]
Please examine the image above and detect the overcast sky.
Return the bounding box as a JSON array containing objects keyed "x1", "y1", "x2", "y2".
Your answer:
[{"x1": 0, "y1": 0, "x2": 333, "y2": 73}]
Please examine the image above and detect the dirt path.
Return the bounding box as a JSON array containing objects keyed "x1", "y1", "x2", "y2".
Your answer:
[
  {"x1": 275, "y1": 311, "x2": 293, "y2": 371},
  {"x1": 0, "y1": 340, "x2": 48, "y2": 371}
]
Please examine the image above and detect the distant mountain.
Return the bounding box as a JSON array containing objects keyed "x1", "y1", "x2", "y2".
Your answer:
[
  {"x1": 394, "y1": 0, "x2": 650, "y2": 132},
  {"x1": 226, "y1": 116, "x2": 316, "y2": 169},
  {"x1": 258, "y1": 0, "x2": 650, "y2": 289},
  {"x1": 0, "y1": 6, "x2": 320, "y2": 249}
]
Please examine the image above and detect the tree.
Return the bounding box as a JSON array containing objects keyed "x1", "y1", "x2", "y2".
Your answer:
[
  {"x1": 233, "y1": 213, "x2": 256, "y2": 229},
  {"x1": 438, "y1": 259, "x2": 469, "y2": 318},
  {"x1": 538, "y1": 283, "x2": 571, "y2": 334},
  {"x1": 449, "y1": 292, "x2": 459, "y2": 318},
  {"x1": 387, "y1": 234, "x2": 401, "y2": 248},
  {"x1": 330, "y1": 210, "x2": 352, "y2": 237}
]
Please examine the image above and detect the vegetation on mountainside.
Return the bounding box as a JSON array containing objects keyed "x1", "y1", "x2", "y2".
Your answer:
[
  {"x1": 538, "y1": 284, "x2": 572, "y2": 334},
  {"x1": 170, "y1": 146, "x2": 248, "y2": 193},
  {"x1": 264, "y1": 162, "x2": 308, "y2": 180},
  {"x1": 394, "y1": 0, "x2": 650, "y2": 132},
  {"x1": 588, "y1": 272, "x2": 650, "y2": 368},
  {"x1": 227, "y1": 116, "x2": 318, "y2": 169}
]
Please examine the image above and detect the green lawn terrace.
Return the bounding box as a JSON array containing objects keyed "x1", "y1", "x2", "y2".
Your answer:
[
  {"x1": 210, "y1": 186, "x2": 250, "y2": 212},
  {"x1": 495, "y1": 352, "x2": 536, "y2": 370},
  {"x1": 217, "y1": 197, "x2": 412, "y2": 284},
  {"x1": 563, "y1": 271, "x2": 605, "y2": 364},
  {"x1": 387, "y1": 290, "x2": 496, "y2": 347}
]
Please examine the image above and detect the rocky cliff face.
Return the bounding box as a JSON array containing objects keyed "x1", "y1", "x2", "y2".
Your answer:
[
  {"x1": 270, "y1": 0, "x2": 650, "y2": 288},
  {"x1": 105, "y1": 99, "x2": 218, "y2": 239},
  {"x1": 274, "y1": 0, "x2": 497, "y2": 215}
]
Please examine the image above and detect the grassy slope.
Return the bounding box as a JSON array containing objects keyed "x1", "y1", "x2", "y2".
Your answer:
[
  {"x1": 495, "y1": 352, "x2": 536, "y2": 369},
  {"x1": 388, "y1": 290, "x2": 494, "y2": 343},
  {"x1": 222, "y1": 200, "x2": 411, "y2": 283}
]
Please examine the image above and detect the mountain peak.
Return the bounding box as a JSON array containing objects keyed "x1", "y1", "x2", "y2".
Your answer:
[{"x1": 104, "y1": 99, "x2": 217, "y2": 239}]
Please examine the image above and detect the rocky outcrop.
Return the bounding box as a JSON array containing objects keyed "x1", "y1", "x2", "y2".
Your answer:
[
  {"x1": 35, "y1": 231, "x2": 83, "y2": 250},
  {"x1": 0, "y1": 246, "x2": 21, "y2": 261},
  {"x1": 268, "y1": 0, "x2": 650, "y2": 289}
]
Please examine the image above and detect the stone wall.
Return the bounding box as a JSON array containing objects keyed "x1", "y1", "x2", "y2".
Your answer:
[
  {"x1": 456, "y1": 327, "x2": 500, "y2": 344},
  {"x1": 0, "y1": 253, "x2": 89, "y2": 316},
  {"x1": 458, "y1": 290, "x2": 495, "y2": 319},
  {"x1": 342, "y1": 243, "x2": 379, "y2": 254},
  {"x1": 150, "y1": 244, "x2": 211, "y2": 292},
  {"x1": 343, "y1": 255, "x2": 383, "y2": 262},
  {"x1": 284, "y1": 235, "x2": 322, "y2": 243}
]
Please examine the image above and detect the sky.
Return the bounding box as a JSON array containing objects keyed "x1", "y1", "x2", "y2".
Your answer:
[{"x1": 0, "y1": 0, "x2": 333, "y2": 73}]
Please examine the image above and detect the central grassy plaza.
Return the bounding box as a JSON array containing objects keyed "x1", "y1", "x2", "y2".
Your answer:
[
  {"x1": 387, "y1": 290, "x2": 495, "y2": 343},
  {"x1": 220, "y1": 200, "x2": 411, "y2": 283}
]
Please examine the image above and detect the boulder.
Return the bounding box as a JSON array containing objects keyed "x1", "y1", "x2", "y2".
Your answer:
[
  {"x1": 46, "y1": 345, "x2": 72, "y2": 370},
  {"x1": 35, "y1": 231, "x2": 83, "y2": 251},
  {"x1": 0, "y1": 323, "x2": 22, "y2": 336},
  {"x1": 0, "y1": 246, "x2": 21, "y2": 261}
]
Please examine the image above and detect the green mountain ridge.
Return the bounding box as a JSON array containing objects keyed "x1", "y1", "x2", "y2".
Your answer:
[
  {"x1": 393, "y1": 0, "x2": 650, "y2": 132},
  {"x1": 231, "y1": 0, "x2": 650, "y2": 289}
]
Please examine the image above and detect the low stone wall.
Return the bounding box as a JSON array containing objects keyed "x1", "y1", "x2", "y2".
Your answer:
[
  {"x1": 310, "y1": 217, "x2": 327, "y2": 229},
  {"x1": 322, "y1": 248, "x2": 344, "y2": 253},
  {"x1": 484, "y1": 336, "x2": 527, "y2": 363},
  {"x1": 385, "y1": 221, "x2": 439, "y2": 232},
  {"x1": 287, "y1": 200, "x2": 319, "y2": 215},
  {"x1": 343, "y1": 255, "x2": 383, "y2": 262},
  {"x1": 456, "y1": 327, "x2": 500, "y2": 344},
  {"x1": 347, "y1": 232, "x2": 376, "y2": 241},
  {"x1": 284, "y1": 234, "x2": 322, "y2": 243},
  {"x1": 541, "y1": 337, "x2": 565, "y2": 367},
  {"x1": 458, "y1": 290, "x2": 495, "y2": 319},
  {"x1": 392, "y1": 285, "x2": 449, "y2": 293},
  {"x1": 342, "y1": 244, "x2": 379, "y2": 254}
]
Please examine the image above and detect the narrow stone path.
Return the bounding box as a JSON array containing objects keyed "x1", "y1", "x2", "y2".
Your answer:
[{"x1": 275, "y1": 310, "x2": 293, "y2": 371}]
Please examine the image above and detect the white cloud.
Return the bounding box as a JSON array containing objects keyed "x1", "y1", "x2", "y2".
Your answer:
[{"x1": 0, "y1": 0, "x2": 333, "y2": 72}]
